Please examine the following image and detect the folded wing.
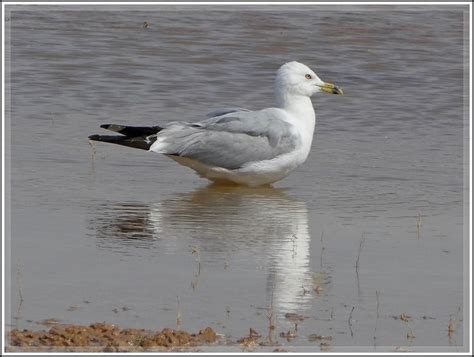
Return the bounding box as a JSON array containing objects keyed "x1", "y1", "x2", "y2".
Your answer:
[{"x1": 151, "y1": 109, "x2": 300, "y2": 170}]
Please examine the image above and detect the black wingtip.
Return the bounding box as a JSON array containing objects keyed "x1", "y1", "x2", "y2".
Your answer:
[
  {"x1": 100, "y1": 124, "x2": 123, "y2": 131},
  {"x1": 99, "y1": 124, "x2": 163, "y2": 137},
  {"x1": 87, "y1": 133, "x2": 154, "y2": 150},
  {"x1": 88, "y1": 134, "x2": 122, "y2": 143}
]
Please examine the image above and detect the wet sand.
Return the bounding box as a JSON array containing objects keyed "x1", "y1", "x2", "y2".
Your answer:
[
  {"x1": 7, "y1": 321, "x2": 325, "y2": 352},
  {"x1": 8, "y1": 323, "x2": 218, "y2": 352}
]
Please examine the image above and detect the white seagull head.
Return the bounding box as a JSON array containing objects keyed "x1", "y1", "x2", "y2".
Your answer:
[{"x1": 275, "y1": 61, "x2": 343, "y2": 98}]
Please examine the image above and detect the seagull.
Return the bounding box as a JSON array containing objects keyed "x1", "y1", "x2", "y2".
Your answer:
[{"x1": 88, "y1": 61, "x2": 343, "y2": 187}]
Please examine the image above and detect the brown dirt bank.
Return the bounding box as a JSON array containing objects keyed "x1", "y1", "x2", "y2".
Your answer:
[{"x1": 7, "y1": 322, "x2": 218, "y2": 352}]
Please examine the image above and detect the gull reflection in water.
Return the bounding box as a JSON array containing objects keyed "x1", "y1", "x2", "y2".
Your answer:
[{"x1": 89, "y1": 185, "x2": 313, "y2": 317}]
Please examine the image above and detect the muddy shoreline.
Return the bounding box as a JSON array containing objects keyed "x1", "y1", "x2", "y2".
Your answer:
[
  {"x1": 7, "y1": 322, "x2": 304, "y2": 352},
  {"x1": 7, "y1": 322, "x2": 220, "y2": 352}
]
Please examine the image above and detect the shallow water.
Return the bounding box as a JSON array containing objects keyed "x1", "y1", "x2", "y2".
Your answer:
[{"x1": 5, "y1": 5, "x2": 469, "y2": 352}]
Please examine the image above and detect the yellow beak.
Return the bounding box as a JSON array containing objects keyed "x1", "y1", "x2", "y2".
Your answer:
[{"x1": 320, "y1": 82, "x2": 344, "y2": 95}]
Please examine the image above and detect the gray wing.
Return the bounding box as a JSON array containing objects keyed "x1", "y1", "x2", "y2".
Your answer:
[
  {"x1": 205, "y1": 107, "x2": 251, "y2": 118},
  {"x1": 150, "y1": 109, "x2": 299, "y2": 170}
]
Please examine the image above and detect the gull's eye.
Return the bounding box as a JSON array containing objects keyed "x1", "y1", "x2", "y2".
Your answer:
[{"x1": 305, "y1": 74, "x2": 312, "y2": 80}]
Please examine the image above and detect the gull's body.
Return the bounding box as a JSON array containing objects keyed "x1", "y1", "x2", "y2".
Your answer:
[{"x1": 89, "y1": 61, "x2": 342, "y2": 187}]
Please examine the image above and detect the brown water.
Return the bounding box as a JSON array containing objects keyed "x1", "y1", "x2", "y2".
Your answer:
[{"x1": 4, "y1": 5, "x2": 469, "y2": 352}]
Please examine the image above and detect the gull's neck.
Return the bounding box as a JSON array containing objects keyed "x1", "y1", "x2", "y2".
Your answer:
[
  {"x1": 275, "y1": 89, "x2": 316, "y2": 160},
  {"x1": 275, "y1": 91, "x2": 316, "y2": 130}
]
